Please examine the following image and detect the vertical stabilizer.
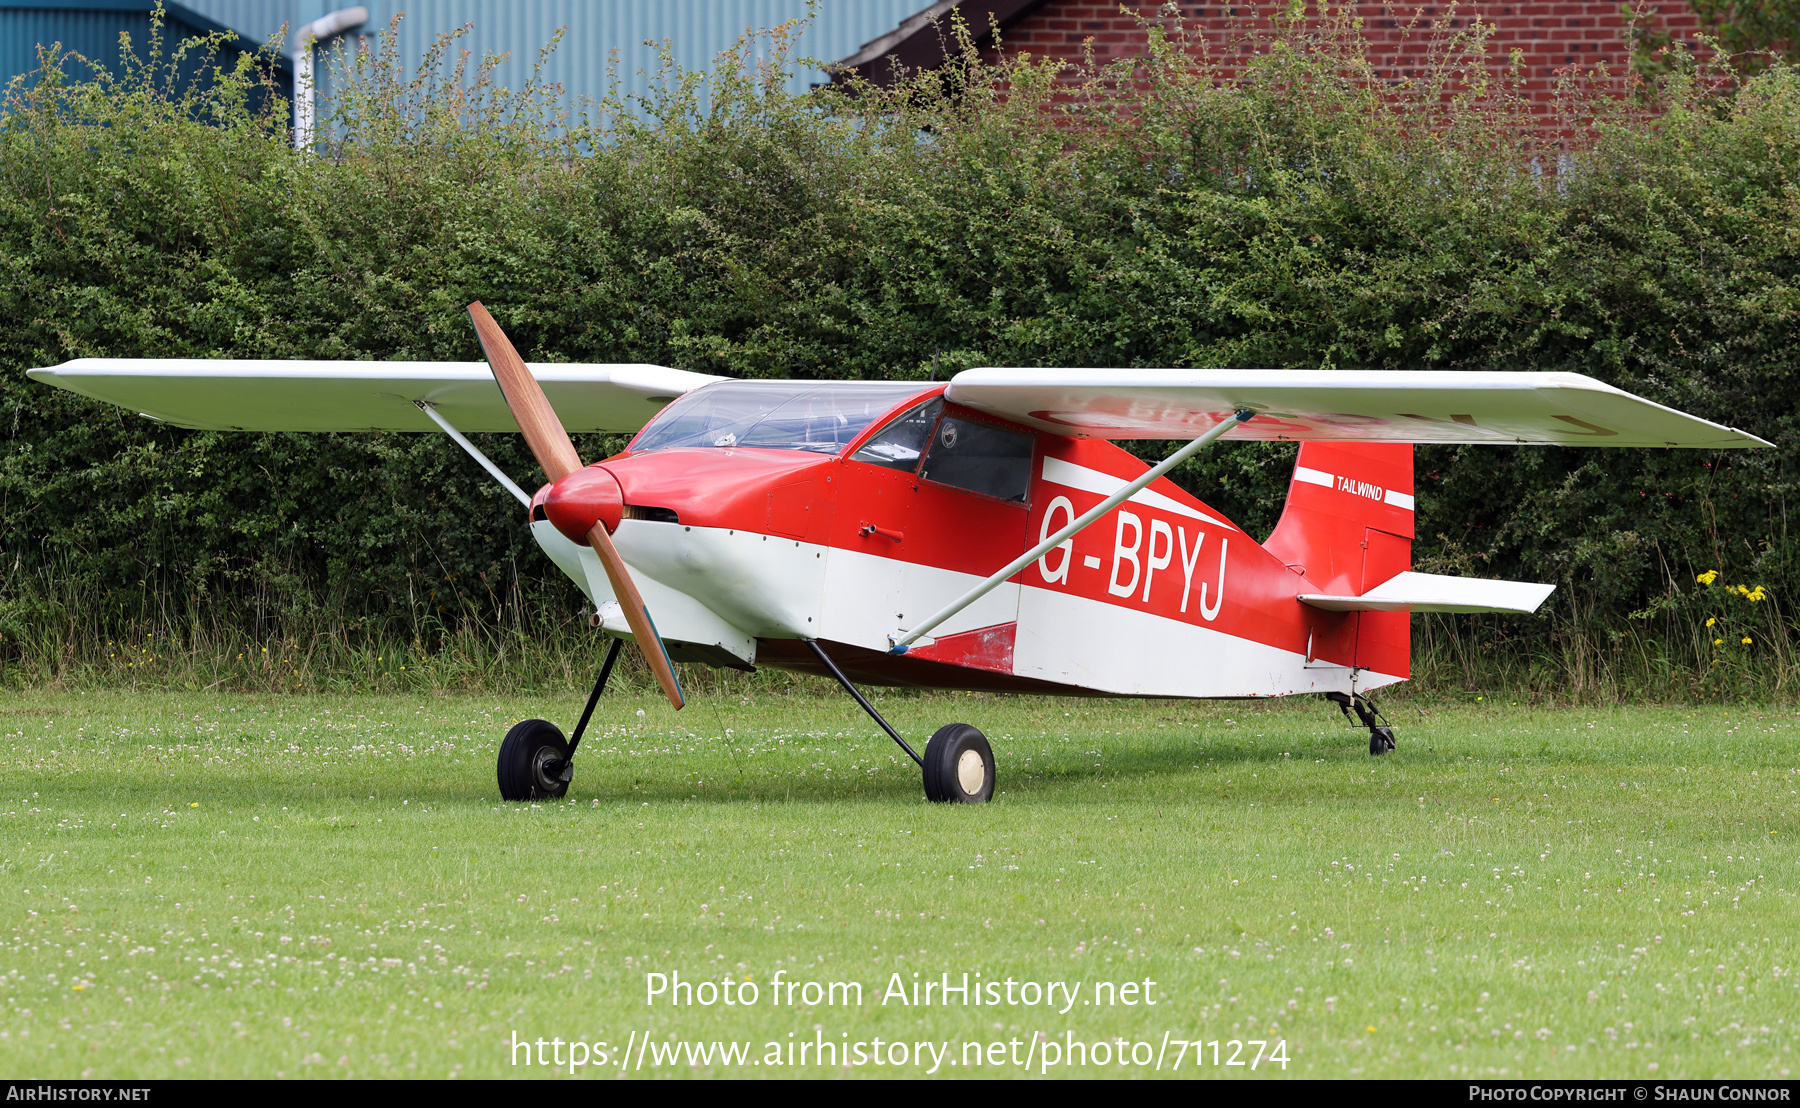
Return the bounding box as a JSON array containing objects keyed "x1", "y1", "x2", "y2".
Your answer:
[{"x1": 1263, "y1": 443, "x2": 1414, "y2": 678}]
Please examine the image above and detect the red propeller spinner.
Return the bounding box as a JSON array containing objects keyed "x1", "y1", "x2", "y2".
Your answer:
[{"x1": 543, "y1": 465, "x2": 624, "y2": 544}]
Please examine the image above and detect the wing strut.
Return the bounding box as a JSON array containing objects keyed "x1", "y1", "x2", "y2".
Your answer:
[
  {"x1": 416, "y1": 400, "x2": 532, "y2": 507},
  {"x1": 888, "y1": 408, "x2": 1255, "y2": 653}
]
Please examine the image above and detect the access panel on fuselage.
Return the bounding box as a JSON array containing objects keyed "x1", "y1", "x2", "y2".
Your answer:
[{"x1": 1011, "y1": 438, "x2": 1335, "y2": 698}]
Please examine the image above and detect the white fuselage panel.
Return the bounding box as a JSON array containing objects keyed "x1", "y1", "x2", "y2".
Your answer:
[
  {"x1": 533, "y1": 519, "x2": 1401, "y2": 698},
  {"x1": 1013, "y1": 585, "x2": 1399, "y2": 698}
]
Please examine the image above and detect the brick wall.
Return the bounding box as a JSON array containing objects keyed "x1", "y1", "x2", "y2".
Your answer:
[{"x1": 983, "y1": 1, "x2": 1704, "y2": 115}]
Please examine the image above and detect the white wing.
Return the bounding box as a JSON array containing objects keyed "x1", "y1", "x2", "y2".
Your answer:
[
  {"x1": 945, "y1": 367, "x2": 1769, "y2": 448},
  {"x1": 27, "y1": 359, "x2": 721, "y2": 432}
]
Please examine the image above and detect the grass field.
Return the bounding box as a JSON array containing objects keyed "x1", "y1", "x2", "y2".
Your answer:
[{"x1": 0, "y1": 686, "x2": 1795, "y2": 1079}]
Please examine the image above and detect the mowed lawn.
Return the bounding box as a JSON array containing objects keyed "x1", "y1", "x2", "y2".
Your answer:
[{"x1": 0, "y1": 687, "x2": 1795, "y2": 1079}]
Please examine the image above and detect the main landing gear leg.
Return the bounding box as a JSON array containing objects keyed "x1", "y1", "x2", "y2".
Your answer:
[
  {"x1": 497, "y1": 637, "x2": 623, "y2": 801},
  {"x1": 1326, "y1": 691, "x2": 1397, "y2": 756},
  {"x1": 804, "y1": 640, "x2": 997, "y2": 804},
  {"x1": 561, "y1": 636, "x2": 624, "y2": 773}
]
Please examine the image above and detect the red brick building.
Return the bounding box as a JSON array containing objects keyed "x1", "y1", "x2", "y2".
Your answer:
[{"x1": 833, "y1": 0, "x2": 1706, "y2": 115}]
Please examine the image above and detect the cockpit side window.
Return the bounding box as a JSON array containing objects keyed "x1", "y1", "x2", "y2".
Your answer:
[
  {"x1": 850, "y1": 398, "x2": 944, "y2": 473},
  {"x1": 920, "y1": 416, "x2": 1034, "y2": 503}
]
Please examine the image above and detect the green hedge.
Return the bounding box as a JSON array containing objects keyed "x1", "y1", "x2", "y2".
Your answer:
[{"x1": 1, "y1": 13, "x2": 1796, "y2": 697}]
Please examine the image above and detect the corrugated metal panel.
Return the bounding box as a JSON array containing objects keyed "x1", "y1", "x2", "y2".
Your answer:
[
  {"x1": 177, "y1": 0, "x2": 293, "y2": 49},
  {"x1": 0, "y1": 4, "x2": 286, "y2": 89},
  {"x1": 4, "y1": 1, "x2": 936, "y2": 115},
  {"x1": 305, "y1": 0, "x2": 928, "y2": 109},
  {"x1": 0, "y1": 9, "x2": 151, "y2": 81}
]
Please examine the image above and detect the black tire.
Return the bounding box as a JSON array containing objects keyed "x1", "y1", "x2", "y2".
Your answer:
[
  {"x1": 922, "y1": 723, "x2": 995, "y2": 804},
  {"x1": 498, "y1": 719, "x2": 571, "y2": 801},
  {"x1": 1369, "y1": 726, "x2": 1396, "y2": 756}
]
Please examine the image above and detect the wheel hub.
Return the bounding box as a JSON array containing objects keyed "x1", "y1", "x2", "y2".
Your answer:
[
  {"x1": 532, "y1": 746, "x2": 566, "y2": 792},
  {"x1": 956, "y1": 749, "x2": 985, "y2": 795}
]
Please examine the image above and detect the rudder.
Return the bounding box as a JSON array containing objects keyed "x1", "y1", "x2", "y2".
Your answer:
[{"x1": 1263, "y1": 442, "x2": 1414, "y2": 679}]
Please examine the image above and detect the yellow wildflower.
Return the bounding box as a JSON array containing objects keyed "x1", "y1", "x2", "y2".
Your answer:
[
  {"x1": 1747, "y1": 586, "x2": 1767, "y2": 602},
  {"x1": 1742, "y1": 637, "x2": 1753, "y2": 645},
  {"x1": 1697, "y1": 570, "x2": 1720, "y2": 585},
  {"x1": 1706, "y1": 617, "x2": 1716, "y2": 627},
  {"x1": 1714, "y1": 638, "x2": 1724, "y2": 646}
]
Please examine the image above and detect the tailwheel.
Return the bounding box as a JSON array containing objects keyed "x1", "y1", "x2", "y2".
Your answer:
[
  {"x1": 1369, "y1": 726, "x2": 1397, "y2": 756},
  {"x1": 1328, "y1": 692, "x2": 1398, "y2": 757},
  {"x1": 922, "y1": 723, "x2": 995, "y2": 804},
  {"x1": 498, "y1": 718, "x2": 572, "y2": 801}
]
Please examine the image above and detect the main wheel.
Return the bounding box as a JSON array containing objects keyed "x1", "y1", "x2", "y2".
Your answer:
[
  {"x1": 498, "y1": 718, "x2": 571, "y2": 801},
  {"x1": 922, "y1": 723, "x2": 995, "y2": 804},
  {"x1": 1368, "y1": 726, "x2": 1396, "y2": 756}
]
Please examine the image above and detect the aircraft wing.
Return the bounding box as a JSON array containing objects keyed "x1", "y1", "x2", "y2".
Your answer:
[
  {"x1": 1298, "y1": 571, "x2": 1555, "y2": 615},
  {"x1": 26, "y1": 359, "x2": 721, "y2": 432},
  {"x1": 945, "y1": 368, "x2": 1771, "y2": 448}
]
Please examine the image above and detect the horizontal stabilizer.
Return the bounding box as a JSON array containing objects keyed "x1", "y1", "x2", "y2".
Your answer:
[
  {"x1": 1298, "y1": 571, "x2": 1555, "y2": 615},
  {"x1": 27, "y1": 359, "x2": 721, "y2": 432},
  {"x1": 946, "y1": 368, "x2": 1769, "y2": 448}
]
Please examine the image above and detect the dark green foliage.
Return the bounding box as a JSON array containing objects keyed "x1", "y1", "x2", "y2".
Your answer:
[
  {"x1": 0, "y1": 11, "x2": 1795, "y2": 698},
  {"x1": 1635, "y1": 0, "x2": 1800, "y2": 74}
]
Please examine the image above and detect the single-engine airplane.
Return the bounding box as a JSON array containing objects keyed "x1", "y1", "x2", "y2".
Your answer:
[{"x1": 29, "y1": 304, "x2": 1771, "y2": 803}]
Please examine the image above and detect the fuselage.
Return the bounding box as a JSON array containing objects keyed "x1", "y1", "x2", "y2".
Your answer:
[{"x1": 529, "y1": 381, "x2": 1407, "y2": 699}]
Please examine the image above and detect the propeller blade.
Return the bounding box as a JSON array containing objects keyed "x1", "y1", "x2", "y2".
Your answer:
[
  {"x1": 468, "y1": 302, "x2": 686, "y2": 711},
  {"x1": 468, "y1": 301, "x2": 583, "y2": 485},
  {"x1": 584, "y1": 523, "x2": 684, "y2": 710}
]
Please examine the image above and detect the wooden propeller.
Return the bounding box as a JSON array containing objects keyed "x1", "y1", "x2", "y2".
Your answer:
[{"x1": 468, "y1": 302, "x2": 685, "y2": 711}]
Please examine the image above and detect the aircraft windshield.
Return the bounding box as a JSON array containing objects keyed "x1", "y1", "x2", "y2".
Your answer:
[{"x1": 628, "y1": 381, "x2": 929, "y2": 455}]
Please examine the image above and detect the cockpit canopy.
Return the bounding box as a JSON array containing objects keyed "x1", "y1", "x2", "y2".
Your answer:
[{"x1": 628, "y1": 381, "x2": 930, "y2": 456}]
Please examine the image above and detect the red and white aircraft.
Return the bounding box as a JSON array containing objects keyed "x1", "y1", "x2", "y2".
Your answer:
[{"x1": 31, "y1": 305, "x2": 1770, "y2": 803}]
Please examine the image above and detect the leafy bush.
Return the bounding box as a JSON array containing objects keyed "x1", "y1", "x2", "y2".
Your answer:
[{"x1": 0, "y1": 8, "x2": 1795, "y2": 699}]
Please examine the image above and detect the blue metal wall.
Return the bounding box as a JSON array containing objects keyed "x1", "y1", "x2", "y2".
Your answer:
[
  {"x1": 0, "y1": 1, "x2": 292, "y2": 95},
  {"x1": 276, "y1": 1, "x2": 923, "y2": 102},
  {"x1": 1, "y1": 6, "x2": 141, "y2": 80},
  {"x1": 3, "y1": 1, "x2": 926, "y2": 110},
  {"x1": 180, "y1": 0, "x2": 287, "y2": 47}
]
